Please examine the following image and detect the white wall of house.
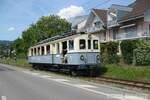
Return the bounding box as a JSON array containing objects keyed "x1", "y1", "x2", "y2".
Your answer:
[
  {"x1": 77, "y1": 20, "x2": 87, "y2": 32},
  {"x1": 83, "y1": 13, "x2": 108, "y2": 43},
  {"x1": 94, "y1": 32, "x2": 106, "y2": 43},
  {"x1": 85, "y1": 16, "x2": 103, "y2": 33}
]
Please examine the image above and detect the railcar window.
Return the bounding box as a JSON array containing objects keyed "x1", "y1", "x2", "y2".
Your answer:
[
  {"x1": 69, "y1": 40, "x2": 74, "y2": 50},
  {"x1": 88, "y1": 40, "x2": 91, "y2": 49},
  {"x1": 46, "y1": 45, "x2": 50, "y2": 54},
  {"x1": 80, "y1": 39, "x2": 86, "y2": 49},
  {"x1": 31, "y1": 49, "x2": 33, "y2": 56},
  {"x1": 93, "y1": 40, "x2": 99, "y2": 49},
  {"x1": 57, "y1": 43, "x2": 60, "y2": 54},
  {"x1": 38, "y1": 47, "x2": 40, "y2": 55},
  {"x1": 41, "y1": 46, "x2": 45, "y2": 55},
  {"x1": 34, "y1": 48, "x2": 36, "y2": 55}
]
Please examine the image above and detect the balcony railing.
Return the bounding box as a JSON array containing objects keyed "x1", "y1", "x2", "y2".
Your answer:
[
  {"x1": 113, "y1": 30, "x2": 150, "y2": 41},
  {"x1": 108, "y1": 20, "x2": 119, "y2": 27}
]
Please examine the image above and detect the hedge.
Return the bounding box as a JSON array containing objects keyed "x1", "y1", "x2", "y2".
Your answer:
[
  {"x1": 133, "y1": 47, "x2": 150, "y2": 65},
  {"x1": 120, "y1": 40, "x2": 139, "y2": 64},
  {"x1": 100, "y1": 39, "x2": 150, "y2": 65},
  {"x1": 100, "y1": 42, "x2": 119, "y2": 64}
]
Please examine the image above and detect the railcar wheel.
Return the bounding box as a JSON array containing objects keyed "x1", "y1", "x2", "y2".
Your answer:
[
  {"x1": 70, "y1": 70, "x2": 78, "y2": 76},
  {"x1": 32, "y1": 64, "x2": 38, "y2": 70}
]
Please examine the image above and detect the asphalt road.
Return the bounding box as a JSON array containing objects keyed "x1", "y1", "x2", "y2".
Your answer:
[{"x1": 0, "y1": 64, "x2": 149, "y2": 100}]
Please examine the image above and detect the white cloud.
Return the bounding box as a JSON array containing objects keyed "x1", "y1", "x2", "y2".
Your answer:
[
  {"x1": 57, "y1": 5, "x2": 85, "y2": 19},
  {"x1": 8, "y1": 27, "x2": 15, "y2": 31}
]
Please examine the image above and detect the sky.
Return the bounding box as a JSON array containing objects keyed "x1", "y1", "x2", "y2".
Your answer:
[{"x1": 0, "y1": 0, "x2": 136, "y2": 41}]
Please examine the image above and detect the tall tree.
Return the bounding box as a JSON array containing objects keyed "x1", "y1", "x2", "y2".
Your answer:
[{"x1": 13, "y1": 15, "x2": 71, "y2": 58}]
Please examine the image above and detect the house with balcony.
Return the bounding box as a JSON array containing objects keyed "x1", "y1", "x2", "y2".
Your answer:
[
  {"x1": 82, "y1": 9, "x2": 108, "y2": 43},
  {"x1": 107, "y1": 0, "x2": 150, "y2": 41}
]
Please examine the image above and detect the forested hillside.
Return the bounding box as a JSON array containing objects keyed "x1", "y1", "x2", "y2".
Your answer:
[
  {"x1": 0, "y1": 40, "x2": 12, "y2": 45},
  {"x1": 0, "y1": 40, "x2": 12, "y2": 57}
]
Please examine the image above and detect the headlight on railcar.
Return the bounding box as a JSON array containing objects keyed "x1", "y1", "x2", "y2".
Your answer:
[
  {"x1": 96, "y1": 55, "x2": 100, "y2": 60},
  {"x1": 80, "y1": 55, "x2": 85, "y2": 61}
]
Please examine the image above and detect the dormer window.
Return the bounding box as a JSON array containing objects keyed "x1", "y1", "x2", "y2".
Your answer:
[
  {"x1": 108, "y1": 9, "x2": 117, "y2": 21},
  {"x1": 94, "y1": 21, "x2": 101, "y2": 28},
  {"x1": 108, "y1": 8, "x2": 118, "y2": 27}
]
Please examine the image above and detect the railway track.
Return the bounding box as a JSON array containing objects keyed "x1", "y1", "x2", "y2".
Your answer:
[{"x1": 96, "y1": 77, "x2": 150, "y2": 90}]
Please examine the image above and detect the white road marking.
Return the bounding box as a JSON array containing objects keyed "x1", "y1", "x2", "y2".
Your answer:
[
  {"x1": 123, "y1": 95, "x2": 148, "y2": 100},
  {"x1": 23, "y1": 71, "x2": 40, "y2": 75},
  {"x1": 31, "y1": 73, "x2": 40, "y2": 75},
  {"x1": 109, "y1": 94, "x2": 148, "y2": 100},
  {"x1": 1, "y1": 96, "x2": 7, "y2": 100},
  {"x1": 40, "y1": 75, "x2": 52, "y2": 78},
  {"x1": 23, "y1": 71, "x2": 30, "y2": 74},
  {"x1": 74, "y1": 84, "x2": 97, "y2": 88},
  {"x1": 52, "y1": 79, "x2": 70, "y2": 82}
]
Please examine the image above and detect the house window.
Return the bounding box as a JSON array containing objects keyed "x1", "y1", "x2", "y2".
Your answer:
[
  {"x1": 94, "y1": 21, "x2": 101, "y2": 28},
  {"x1": 93, "y1": 40, "x2": 99, "y2": 49},
  {"x1": 88, "y1": 40, "x2": 91, "y2": 49},
  {"x1": 113, "y1": 28, "x2": 118, "y2": 40},
  {"x1": 104, "y1": 33, "x2": 106, "y2": 41},
  {"x1": 80, "y1": 39, "x2": 86, "y2": 49},
  {"x1": 46, "y1": 45, "x2": 50, "y2": 54},
  {"x1": 125, "y1": 26, "x2": 137, "y2": 38},
  {"x1": 69, "y1": 40, "x2": 74, "y2": 50}
]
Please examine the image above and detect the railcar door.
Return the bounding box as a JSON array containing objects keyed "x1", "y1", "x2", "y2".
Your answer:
[
  {"x1": 62, "y1": 41, "x2": 68, "y2": 64},
  {"x1": 52, "y1": 44, "x2": 55, "y2": 64}
]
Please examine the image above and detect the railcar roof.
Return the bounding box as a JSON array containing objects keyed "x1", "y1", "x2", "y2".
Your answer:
[{"x1": 34, "y1": 32, "x2": 80, "y2": 46}]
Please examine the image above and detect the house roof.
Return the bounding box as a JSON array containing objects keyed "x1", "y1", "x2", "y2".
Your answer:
[
  {"x1": 69, "y1": 15, "x2": 88, "y2": 28},
  {"x1": 92, "y1": 9, "x2": 107, "y2": 25},
  {"x1": 120, "y1": 0, "x2": 150, "y2": 22}
]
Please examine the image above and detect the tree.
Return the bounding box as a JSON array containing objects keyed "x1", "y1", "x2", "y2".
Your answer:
[
  {"x1": 13, "y1": 15, "x2": 71, "y2": 58},
  {"x1": 12, "y1": 38, "x2": 25, "y2": 57}
]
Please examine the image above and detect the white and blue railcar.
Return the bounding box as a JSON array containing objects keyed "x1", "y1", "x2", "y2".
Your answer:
[{"x1": 28, "y1": 32, "x2": 101, "y2": 75}]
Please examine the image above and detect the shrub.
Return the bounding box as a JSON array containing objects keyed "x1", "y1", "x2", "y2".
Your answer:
[
  {"x1": 133, "y1": 47, "x2": 150, "y2": 65},
  {"x1": 120, "y1": 40, "x2": 139, "y2": 64},
  {"x1": 137, "y1": 39, "x2": 150, "y2": 47},
  {"x1": 100, "y1": 39, "x2": 150, "y2": 65},
  {"x1": 101, "y1": 42, "x2": 119, "y2": 64}
]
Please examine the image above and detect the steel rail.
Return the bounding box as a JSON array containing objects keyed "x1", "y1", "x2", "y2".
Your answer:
[{"x1": 96, "y1": 77, "x2": 150, "y2": 90}]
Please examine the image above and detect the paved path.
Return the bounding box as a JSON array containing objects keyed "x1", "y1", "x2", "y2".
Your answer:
[{"x1": 0, "y1": 64, "x2": 149, "y2": 100}]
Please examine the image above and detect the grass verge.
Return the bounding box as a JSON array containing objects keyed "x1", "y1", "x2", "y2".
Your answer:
[
  {"x1": 0, "y1": 58, "x2": 32, "y2": 69},
  {"x1": 100, "y1": 64, "x2": 150, "y2": 83},
  {"x1": 0, "y1": 58, "x2": 150, "y2": 83}
]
